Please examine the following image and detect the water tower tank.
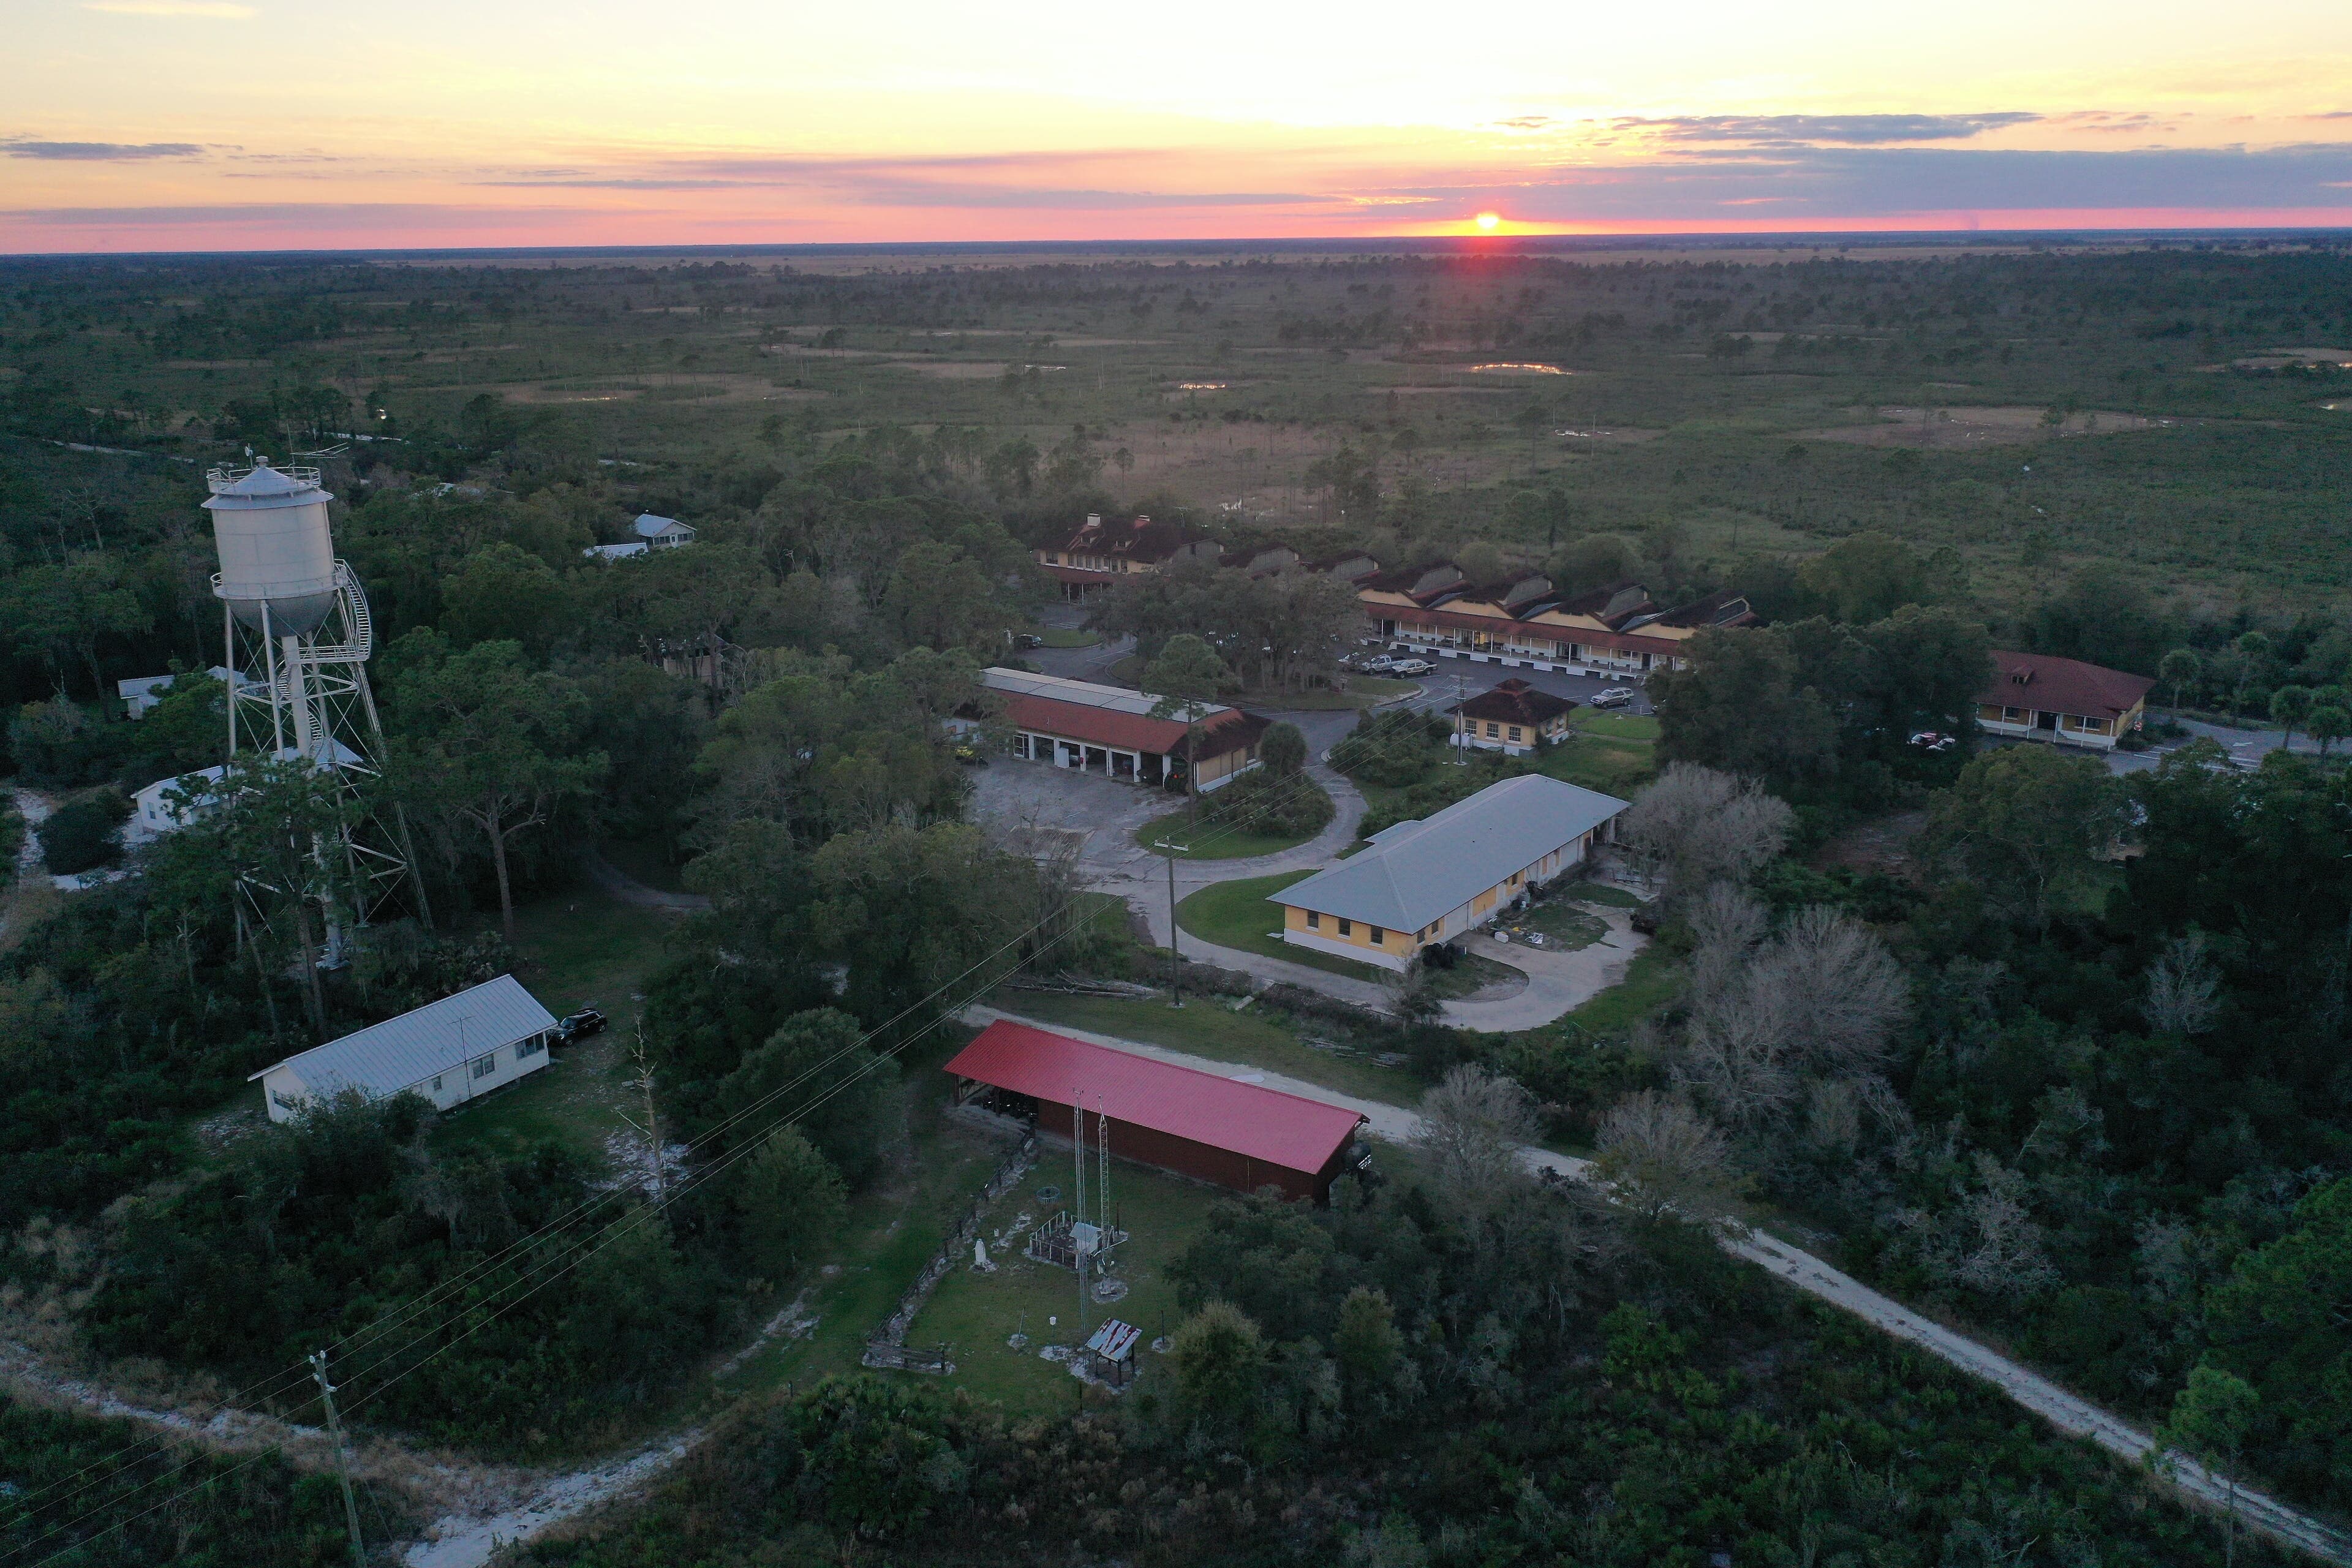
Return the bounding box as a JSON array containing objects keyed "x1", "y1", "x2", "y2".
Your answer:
[{"x1": 203, "y1": 461, "x2": 340, "y2": 635}]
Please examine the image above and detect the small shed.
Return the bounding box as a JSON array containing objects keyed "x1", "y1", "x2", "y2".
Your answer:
[
  {"x1": 943, "y1": 1020, "x2": 1368, "y2": 1202},
  {"x1": 249, "y1": 974, "x2": 559, "y2": 1123}
]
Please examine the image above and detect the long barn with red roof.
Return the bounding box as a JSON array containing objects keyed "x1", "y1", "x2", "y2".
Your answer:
[{"x1": 944, "y1": 1020, "x2": 1369, "y2": 1203}]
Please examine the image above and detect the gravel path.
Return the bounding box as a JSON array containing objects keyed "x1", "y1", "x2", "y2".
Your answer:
[{"x1": 965, "y1": 1004, "x2": 2352, "y2": 1566}]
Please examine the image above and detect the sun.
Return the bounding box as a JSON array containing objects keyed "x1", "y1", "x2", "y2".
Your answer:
[{"x1": 1474, "y1": 211, "x2": 1502, "y2": 232}]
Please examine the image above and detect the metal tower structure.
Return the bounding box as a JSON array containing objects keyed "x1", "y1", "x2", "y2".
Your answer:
[{"x1": 203, "y1": 459, "x2": 417, "y2": 927}]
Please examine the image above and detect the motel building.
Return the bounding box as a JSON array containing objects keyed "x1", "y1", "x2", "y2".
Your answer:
[
  {"x1": 1447, "y1": 677, "x2": 1578, "y2": 756},
  {"x1": 1975, "y1": 650, "x2": 2155, "y2": 752},
  {"x1": 248, "y1": 974, "x2": 560, "y2": 1123},
  {"x1": 1357, "y1": 564, "x2": 1754, "y2": 679},
  {"x1": 982, "y1": 666, "x2": 1268, "y2": 791},
  {"x1": 1270, "y1": 774, "x2": 1629, "y2": 973}
]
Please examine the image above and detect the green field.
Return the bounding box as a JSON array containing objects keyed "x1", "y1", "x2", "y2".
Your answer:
[
  {"x1": 1134, "y1": 807, "x2": 1316, "y2": 860},
  {"x1": 1559, "y1": 948, "x2": 1679, "y2": 1035},
  {"x1": 1173, "y1": 869, "x2": 1396, "y2": 982},
  {"x1": 428, "y1": 889, "x2": 677, "y2": 1164},
  {"x1": 905, "y1": 1161, "x2": 1212, "y2": 1416}
]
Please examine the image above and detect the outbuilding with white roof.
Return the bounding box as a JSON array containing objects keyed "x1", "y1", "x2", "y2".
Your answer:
[
  {"x1": 1269, "y1": 774, "x2": 1627, "y2": 971},
  {"x1": 249, "y1": 973, "x2": 559, "y2": 1123}
]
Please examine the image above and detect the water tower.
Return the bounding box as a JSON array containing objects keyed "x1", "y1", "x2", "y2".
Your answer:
[{"x1": 203, "y1": 459, "x2": 416, "y2": 924}]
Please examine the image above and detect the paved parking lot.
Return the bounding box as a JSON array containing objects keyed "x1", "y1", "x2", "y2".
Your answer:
[{"x1": 1370, "y1": 652, "x2": 1654, "y2": 718}]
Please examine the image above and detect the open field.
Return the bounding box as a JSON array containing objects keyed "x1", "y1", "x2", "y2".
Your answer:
[
  {"x1": 905, "y1": 1158, "x2": 1210, "y2": 1416},
  {"x1": 1133, "y1": 807, "x2": 1316, "y2": 860},
  {"x1": 13, "y1": 240, "x2": 2351, "y2": 625}
]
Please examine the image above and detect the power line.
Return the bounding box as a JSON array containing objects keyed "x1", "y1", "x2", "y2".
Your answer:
[{"x1": 7, "y1": 756, "x2": 1349, "y2": 1557}]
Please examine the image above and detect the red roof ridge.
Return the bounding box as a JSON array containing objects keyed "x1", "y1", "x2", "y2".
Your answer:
[{"x1": 944, "y1": 1019, "x2": 1366, "y2": 1175}]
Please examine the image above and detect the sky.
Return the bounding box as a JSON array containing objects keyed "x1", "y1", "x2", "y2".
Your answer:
[{"x1": 4, "y1": 0, "x2": 2351, "y2": 253}]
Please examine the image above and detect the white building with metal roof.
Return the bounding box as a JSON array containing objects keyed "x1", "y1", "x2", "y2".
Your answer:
[
  {"x1": 633, "y1": 513, "x2": 696, "y2": 548},
  {"x1": 1268, "y1": 774, "x2": 1627, "y2": 971},
  {"x1": 248, "y1": 973, "x2": 559, "y2": 1123}
]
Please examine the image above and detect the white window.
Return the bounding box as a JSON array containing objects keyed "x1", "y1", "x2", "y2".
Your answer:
[
  {"x1": 1507, "y1": 726, "x2": 1523, "y2": 742},
  {"x1": 431, "y1": 1076, "x2": 443, "y2": 1093},
  {"x1": 516, "y1": 1036, "x2": 545, "y2": 1061},
  {"x1": 1306, "y1": 910, "x2": 1321, "y2": 930},
  {"x1": 471, "y1": 1055, "x2": 497, "y2": 1080},
  {"x1": 1338, "y1": 918, "x2": 1353, "y2": 938},
  {"x1": 1370, "y1": 927, "x2": 1385, "y2": 945}
]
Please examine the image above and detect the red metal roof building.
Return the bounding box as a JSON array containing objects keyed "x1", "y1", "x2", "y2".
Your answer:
[
  {"x1": 944, "y1": 1020, "x2": 1369, "y2": 1202},
  {"x1": 981, "y1": 667, "x2": 1269, "y2": 791}
]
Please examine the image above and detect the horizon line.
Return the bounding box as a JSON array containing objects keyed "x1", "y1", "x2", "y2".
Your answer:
[{"x1": 6, "y1": 224, "x2": 2352, "y2": 264}]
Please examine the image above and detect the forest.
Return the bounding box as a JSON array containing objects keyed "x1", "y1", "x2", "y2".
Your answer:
[{"x1": 0, "y1": 236, "x2": 2347, "y2": 1562}]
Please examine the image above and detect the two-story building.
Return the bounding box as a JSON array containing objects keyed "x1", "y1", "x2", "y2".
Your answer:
[
  {"x1": 1035, "y1": 514, "x2": 1221, "y2": 600},
  {"x1": 1976, "y1": 650, "x2": 2154, "y2": 750},
  {"x1": 1268, "y1": 774, "x2": 1628, "y2": 972},
  {"x1": 1447, "y1": 678, "x2": 1578, "y2": 755},
  {"x1": 1359, "y1": 566, "x2": 1754, "y2": 678}
]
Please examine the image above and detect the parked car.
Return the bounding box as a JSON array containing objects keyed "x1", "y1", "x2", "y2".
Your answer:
[
  {"x1": 557, "y1": 1006, "x2": 607, "y2": 1042},
  {"x1": 954, "y1": 741, "x2": 989, "y2": 765},
  {"x1": 1359, "y1": 654, "x2": 1398, "y2": 673},
  {"x1": 1908, "y1": 730, "x2": 1958, "y2": 752},
  {"x1": 1389, "y1": 658, "x2": 1434, "y2": 677},
  {"x1": 1588, "y1": 687, "x2": 1635, "y2": 709},
  {"x1": 1013, "y1": 633, "x2": 1045, "y2": 649}
]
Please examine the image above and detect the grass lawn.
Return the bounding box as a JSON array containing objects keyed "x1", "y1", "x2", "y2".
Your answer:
[
  {"x1": 1419, "y1": 950, "x2": 1525, "y2": 1001},
  {"x1": 1174, "y1": 870, "x2": 1396, "y2": 984},
  {"x1": 907, "y1": 1160, "x2": 1215, "y2": 1416},
  {"x1": 1134, "y1": 807, "x2": 1316, "y2": 860},
  {"x1": 1537, "y1": 734, "x2": 1657, "y2": 796},
  {"x1": 428, "y1": 890, "x2": 677, "y2": 1163},
  {"x1": 1558, "y1": 879, "x2": 1642, "y2": 908},
  {"x1": 1575, "y1": 711, "x2": 1662, "y2": 742},
  {"x1": 993, "y1": 992, "x2": 1423, "y2": 1105},
  {"x1": 1561, "y1": 948, "x2": 1678, "y2": 1035},
  {"x1": 1499, "y1": 901, "x2": 1610, "y2": 950},
  {"x1": 1033, "y1": 627, "x2": 1099, "y2": 649}
]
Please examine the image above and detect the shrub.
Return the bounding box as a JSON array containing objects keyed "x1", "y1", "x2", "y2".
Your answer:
[{"x1": 40, "y1": 788, "x2": 130, "y2": 875}]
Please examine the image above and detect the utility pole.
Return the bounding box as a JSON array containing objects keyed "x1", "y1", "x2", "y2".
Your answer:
[
  {"x1": 309, "y1": 1350, "x2": 366, "y2": 1568},
  {"x1": 620, "y1": 1023, "x2": 667, "y2": 1218},
  {"x1": 1454, "y1": 670, "x2": 1469, "y2": 765},
  {"x1": 1155, "y1": 839, "x2": 1188, "y2": 1007}
]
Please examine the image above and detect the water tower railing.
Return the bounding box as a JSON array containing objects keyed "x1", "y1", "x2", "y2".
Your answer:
[{"x1": 205, "y1": 463, "x2": 323, "y2": 490}]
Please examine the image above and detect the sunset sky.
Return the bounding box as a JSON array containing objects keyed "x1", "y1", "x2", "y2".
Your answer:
[{"x1": 6, "y1": 0, "x2": 2351, "y2": 252}]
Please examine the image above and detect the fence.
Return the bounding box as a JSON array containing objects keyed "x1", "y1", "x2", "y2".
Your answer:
[{"x1": 860, "y1": 1131, "x2": 1036, "y2": 1376}]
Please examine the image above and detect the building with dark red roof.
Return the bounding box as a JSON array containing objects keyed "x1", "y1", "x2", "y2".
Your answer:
[
  {"x1": 1035, "y1": 513, "x2": 1221, "y2": 600},
  {"x1": 981, "y1": 667, "x2": 1269, "y2": 790},
  {"x1": 1358, "y1": 568, "x2": 1755, "y2": 677},
  {"x1": 945, "y1": 1019, "x2": 1369, "y2": 1202},
  {"x1": 1975, "y1": 650, "x2": 2155, "y2": 750},
  {"x1": 1446, "y1": 678, "x2": 1578, "y2": 755}
]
